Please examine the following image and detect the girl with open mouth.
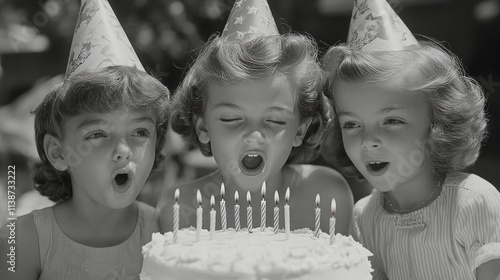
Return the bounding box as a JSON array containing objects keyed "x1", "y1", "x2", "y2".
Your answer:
[
  {"x1": 157, "y1": 0, "x2": 354, "y2": 237},
  {"x1": 322, "y1": 0, "x2": 500, "y2": 278},
  {"x1": 0, "y1": 6, "x2": 172, "y2": 277}
]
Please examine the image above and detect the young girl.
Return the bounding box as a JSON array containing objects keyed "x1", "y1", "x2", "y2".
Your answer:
[
  {"x1": 322, "y1": 1, "x2": 500, "y2": 278},
  {"x1": 158, "y1": 0, "x2": 353, "y2": 235},
  {"x1": 0, "y1": 65, "x2": 170, "y2": 280}
]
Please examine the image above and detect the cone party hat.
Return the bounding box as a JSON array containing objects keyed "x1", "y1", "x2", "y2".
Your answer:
[
  {"x1": 347, "y1": 0, "x2": 419, "y2": 52},
  {"x1": 221, "y1": 0, "x2": 279, "y2": 41},
  {"x1": 65, "y1": 0, "x2": 144, "y2": 79}
]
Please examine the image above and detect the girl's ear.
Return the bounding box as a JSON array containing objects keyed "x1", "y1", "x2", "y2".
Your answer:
[
  {"x1": 293, "y1": 118, "x2": 312, "y2": 147},
  {"x1": 44, "y1": 134, "x2": 68, "y2": 171},
  {"x1": 194, "y1": 116, "x2": 210, "y2": 144}
]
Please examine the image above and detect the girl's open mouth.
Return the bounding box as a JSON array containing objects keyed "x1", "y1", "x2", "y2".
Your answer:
[
  {"x1": 239, "y1": 152, "x2": 266, "y2": 176},
  {"x1": 366, "y1": 161, "x2": 390, "y2": 176},
  {"x1": 113, "y1": 172, "x2": 132, "y2": 193}
]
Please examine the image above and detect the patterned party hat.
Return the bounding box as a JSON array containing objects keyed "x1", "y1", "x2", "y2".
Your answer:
[
  {"x1": 347, "y1": 0, "x2": 419, "y2": 52},
  {"x1": 65, "y1": 0, "x2": 144, "y2": 79},
  {"x1": 221, "y1": 0, "x2": 279, "y2": 41}
]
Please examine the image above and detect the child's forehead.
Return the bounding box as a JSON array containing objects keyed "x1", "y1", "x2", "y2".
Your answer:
[
  {"x1": 205, "y1": 76, "x2": 297, "y2": 109},
  {"x1": 208, "y1": 74, "x2": 290, "y2": 90},
  {"x1": 65, "y1": 109, "x2": 156, "y2": 130},
  {"x1": 335, "y1": 81, "x2": 428, "y2": 112}
]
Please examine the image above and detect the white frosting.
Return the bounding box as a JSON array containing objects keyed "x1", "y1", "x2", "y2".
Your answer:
[{"x1": 141, "y1": 227, "x2": 373, "y2": 280}]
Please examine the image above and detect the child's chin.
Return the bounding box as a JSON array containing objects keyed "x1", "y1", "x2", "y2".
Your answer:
[
  {"x1": 106, "y1": 197, "x2": 136, "y2": 210},
  {"x1": 364, "y1": 178, "x2": 396, "y2": 192},
  {"x1": 372, "y1": 185, "x2": 395, "y2": 193},
  {"x1": 230, "y1": 176, "x2": 264, "y2": 192}
]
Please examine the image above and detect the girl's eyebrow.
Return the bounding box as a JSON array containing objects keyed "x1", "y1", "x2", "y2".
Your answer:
[
  {"x1": 337, "y1": 111, "x2": 355, "y2": 118},
  {"x1": 213, "y1": 103, "x2": 294, "y2": 115},
  {"x1": 268, "y1": 105, "x2": 293, "y2": 114},
  {"x1": 77, "y1": 116, "x2": 154, "y2": 131},
  {"x1": 381, "y1": 105, "x2": 409, "y2": 113},
  {"x1": 213, "y1": 102, "x2": 241, "y2": 110},
  {"x1": 338, "y1": 105, "x2": 409, "y2": 118},
  {"x1": 77, "y1": 118, "x2": 109, "y2": 130},
  {"x1": 131, "y1": 117, "x2": 155, "y2": 124}
]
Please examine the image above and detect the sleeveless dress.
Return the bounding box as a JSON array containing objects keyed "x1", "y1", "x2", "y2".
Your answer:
[
  {"x1": 352, "y1": 172, "x2": 500, "y2": 280},
  {"x1": 33, "y1": 201, "x2": 159, "y2": 280}
]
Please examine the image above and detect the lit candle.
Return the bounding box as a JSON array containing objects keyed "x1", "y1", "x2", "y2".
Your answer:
[
  {"x1": 261, "y1": 182, "x2": 266, "y2": 232},
  {"x1": 196, "y1": 189, "x2": 202, "y2": 242},
  {"x1": 210, "y1": 195, "x2": 216, "y2": 240},
  {"x1": 329, "y1": 197, "x2": 336, "y2": 245},
  {"x1": 274, "y1": 191, "x2": 279, "y2": 234},
  {"x1": 234, "y1": 191, "x2": 240, "y2": 232},
  {"x1": 314, "y1": 194, "x2": 320, "y2": 238},
  {"x1": 285, "y1": 187, "x2": 290, "y2": 239},
  {"x1": 247, "y1": 191, "x2": 252, "y2": 233},
  {"x1": 173, "y1": 188, "x2": 179, "y2": 243},
  {"x1": 220, "y1": 183, "x2": 227, "y2": 231}
]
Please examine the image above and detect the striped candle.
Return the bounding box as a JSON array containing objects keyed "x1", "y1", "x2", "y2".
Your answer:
[
  {"x1": 274, "y1": 191, "x2": 279, "y2": 234},
  {"x1": 247, "y1": 191, "x2": 252, "y2": 233},
  {"x1": 285, "y1": 187, "x2": 290, "y2": 239},
  {"x1": 261, "y1": 182, "x2": 266, "y2": 231},
  {"x1": 220, "y1": 183, "x2": 227, "y2": 231},
  {"x1": 314, "y1": 194, "x2": 320, "y2": 238},
  {"x1": 329, "y1": 197, "x2": 336, "y2": 245},
  {"x1": 235, "y1": 191, "x2": 240, "y2": 232},
  {"x1": 173, "y1": 188, "x2": 179, "y2": 243},
  {"x1": 196, "y1": 190, "x2": 203, "y2": 242},
  {"x1": 210, "y1": 195, "x2": 216, "y2": 240}
]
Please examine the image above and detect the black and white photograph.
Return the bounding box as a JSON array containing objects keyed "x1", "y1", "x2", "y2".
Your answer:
[{"x1": 0, "y1": 0, "x2": 499, "y2": 279}]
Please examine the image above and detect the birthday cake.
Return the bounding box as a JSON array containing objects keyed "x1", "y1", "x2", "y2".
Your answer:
[{"x1": 140, "y1": 227, "x2": 373, "y2": 280}]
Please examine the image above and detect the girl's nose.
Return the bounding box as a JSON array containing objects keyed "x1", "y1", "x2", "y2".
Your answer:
[
  {"x1": 112, "y1": 140, "x2": 132, "y2": 162},
  {"x1": 361, "y1": 131, "x2": 381, "y2": 151},
  {"x1": 243, "y1": 130, "x2": 265, "y2": 145},
  {"x1": 362, "y1": 142, "x2": 380, "y2": 151}
]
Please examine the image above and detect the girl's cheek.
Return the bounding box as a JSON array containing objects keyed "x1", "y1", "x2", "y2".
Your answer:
[
  {"x1": 137, "y1": 139, "x2": 156, "y2": 155},
  {"x1": 341, "y1": 132, "x2": 352, "y2": 144},
  {"x1": 271, "y1": 129, "x2": 287, "y2": 141},
  {"x1": 342, "y1": 138, "x2": 359, "y2": 156}
]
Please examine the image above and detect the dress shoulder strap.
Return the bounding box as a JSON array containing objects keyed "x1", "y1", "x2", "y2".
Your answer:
[{"x1": 31, "y1": 207, "x2": 55, "y2": 271}]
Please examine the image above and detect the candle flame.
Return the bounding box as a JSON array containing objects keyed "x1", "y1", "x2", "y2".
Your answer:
[
  {"x1": 274, "y1": 190, "x2": 279, "y2": 206},
  {"x1": 221, "y1": 183, "x2": 225, "y2": 199},
  {"x1": 331, "y1": 197, "x2": 336, "y2": 216},
  {"x1": 235, "y1": 191, "x2": 239, "y2": 204},
  {"x1": 285, "y1": 187, "x2": 290, "y2": 204},
  {"x1": 211, "y1": 195, "x2": 215, "y2": 209},
  {"x1": 175, "y1": 188, "x2": 179, "y2": 202},
  {"x1": 197, "y1": 189, "x2": 202, "y2": 205},
  {"x1": 315, "y1": 194, "x2": 320, "y2": 208},
  {"x1": 261, "y1": 181, "x2": 266, "y2": 198},
  {"x1": 247, "y1": 191, "x2": 251, "y2": 204}
]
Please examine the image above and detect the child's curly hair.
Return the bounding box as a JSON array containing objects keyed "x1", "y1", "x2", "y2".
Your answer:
[
  {"x1": 321, "y1": 41, "x2": 488, "y2": 178},
  {"x1": 171, "y1": 33, "x2": 331, "y2": 164},
  {"x1": 33, "y1": 65, "x2": 171, "y2": 202}
]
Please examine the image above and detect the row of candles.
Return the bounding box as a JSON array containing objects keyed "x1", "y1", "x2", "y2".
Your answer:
[{"x1": 172, "y1": 182, "x2": 337, "y2": 245}]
